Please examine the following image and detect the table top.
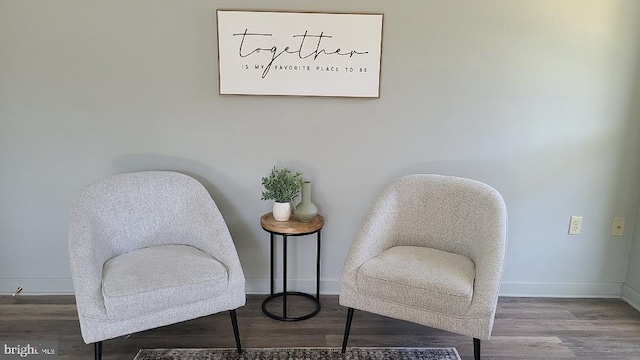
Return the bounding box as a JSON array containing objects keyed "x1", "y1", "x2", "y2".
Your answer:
[{"x1": 260, "y1": 212, "x2": 324, "y2": 235}]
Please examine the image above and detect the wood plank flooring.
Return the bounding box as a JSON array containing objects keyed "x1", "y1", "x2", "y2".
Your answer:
[{"x1": 1, "y1": 295, "x2": 640, "y2": 359}]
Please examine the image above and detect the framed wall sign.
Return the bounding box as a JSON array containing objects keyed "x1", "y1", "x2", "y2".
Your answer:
[{"x1": 216, "y1": 10, "x2": 383, "y2": 98}]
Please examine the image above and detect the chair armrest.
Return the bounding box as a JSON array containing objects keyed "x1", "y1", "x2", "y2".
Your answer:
[
  {"x1": 466, "y1": 192, "x2": 508, "y2": 317},
  {"x1": 193, "y1": 205, "x2": 245, "y2": 287},
  {"x1": 341, "y1": 191, "x2": 400, "y2": 288},
  {"x1": 68, "y1": 200, "x2": 112, "y2": 319}
]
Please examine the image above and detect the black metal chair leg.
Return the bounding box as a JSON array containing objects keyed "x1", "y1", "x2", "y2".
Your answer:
[
  {"x1": 341, "y1": 307, "x2": 355, "y2": 353},
  {"x1": 94, "y1": 341, "x2": 102, "y2": 360},
  {"x1": 229, "y1": 309, "x2": 242, "y2": 353},
  {"x1": 473, "y1": 338, "x2": 481, "y2": 360}
]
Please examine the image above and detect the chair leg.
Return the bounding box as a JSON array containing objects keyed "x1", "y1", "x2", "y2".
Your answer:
[
  {"x1": 229, "y1": 309, "x2": 242, "y2": 353},
  {"x1": 473, "y1": 338, "x2": 481, "y2": 360},
  {"x1": 341, "y1": 307, "x2": 355, "y2": 353},
  {"x1": 94, "y1": 341, "x2": 102, "y2": 360}
]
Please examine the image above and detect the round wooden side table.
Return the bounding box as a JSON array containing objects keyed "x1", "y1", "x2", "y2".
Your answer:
[{"x1": 260, "y1": 212, "x2": 324, "y2": 321}]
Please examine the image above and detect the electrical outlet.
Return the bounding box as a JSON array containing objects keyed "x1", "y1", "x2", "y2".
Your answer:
[
  {"x1": 569, "y1": 216, "x2": 582, "y2": 235},
  {"x1": 612, "y1": 217, "x2": 625, "y2": 236}
]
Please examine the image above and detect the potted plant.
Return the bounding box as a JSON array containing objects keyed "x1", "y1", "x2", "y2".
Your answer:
[{"x1": 261, "y1": 166, "x2": 304, "y2": 221}]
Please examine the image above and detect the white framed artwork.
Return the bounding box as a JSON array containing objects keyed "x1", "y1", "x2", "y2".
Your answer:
[{"x1": 216, "y1": 10, "x2": 383, "y2": 98}]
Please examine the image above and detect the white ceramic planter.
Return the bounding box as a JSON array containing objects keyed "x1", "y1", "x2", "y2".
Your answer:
[{"x1": 272, "y1": 202, "x2": 292, "y2": 221}]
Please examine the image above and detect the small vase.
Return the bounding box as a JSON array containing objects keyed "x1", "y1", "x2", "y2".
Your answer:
[
  {"x1": 273, "y1": 202, "x2": 291, "y2": 221},
  {"x1": 295, "y1": 181, "x2": 318, "y2": 222}
]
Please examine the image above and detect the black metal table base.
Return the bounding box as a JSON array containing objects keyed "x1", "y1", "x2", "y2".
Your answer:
[
  {"x1": 262, "y1": 291, "x2": 321, "y2": 321},
  {"x1": 262, "y1": 230, "x2": 322, "y2": 321}
]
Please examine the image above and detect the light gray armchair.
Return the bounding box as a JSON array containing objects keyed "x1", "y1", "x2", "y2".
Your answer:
[
  {"x1": 340, "y1": 174, "x2": 507, "y2": 360},
  {"x1": 68, "y1": 171, "x2": 246, "y2": 360}
]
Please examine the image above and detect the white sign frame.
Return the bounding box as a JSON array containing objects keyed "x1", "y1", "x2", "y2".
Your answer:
[{"x1": 216, "y1": 10, "x2": 383, "y2": 98}]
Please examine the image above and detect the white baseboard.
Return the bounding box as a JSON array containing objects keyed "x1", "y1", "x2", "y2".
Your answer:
[
  {"x1": 0, "y1": 278, "x2": 626, "y2": 298},
  {"x1": 621, "y1": 284, "x2": 640, "y2": 311},
  {"x1": 499, "y1": 281, "x2": 623, "y2": 298},
  {"x1": 248, "y1": 279, "x2": 625, "y2": 297},
  {"x1": 0, "y1": 278, "x2": 75, "y2": 295},
  {"x1": 0, "y1": 277, "x2": 341, "y2": 296},
  {"x1": 245, "y1": 277, "x2": 340, "y2": 295}
]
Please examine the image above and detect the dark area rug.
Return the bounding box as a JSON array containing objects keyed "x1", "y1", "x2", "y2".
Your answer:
[{"x1": 133, "y1": 347, "x2": 461, "y2": 359}]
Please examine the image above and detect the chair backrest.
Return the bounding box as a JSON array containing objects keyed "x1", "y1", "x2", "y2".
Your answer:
[
  {"x1": 375, "y1": 174, "x2": 507, "y2": 260},
  {"x1": 69, "y1": 171, "x2": 225, "y2": 259}
]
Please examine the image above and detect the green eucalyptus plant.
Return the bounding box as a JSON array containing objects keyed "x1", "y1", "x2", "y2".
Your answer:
[{"x1": 261, "y1": 166, "x2": 304, "y2": 203}]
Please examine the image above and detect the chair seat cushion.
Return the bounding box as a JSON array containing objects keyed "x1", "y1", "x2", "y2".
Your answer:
[
  {"x1": 102, "y1": 244, "x2": 228, "y2": 320},
  {"x1": 357, "y1": 246, "x2": 475, "y2": 315}
]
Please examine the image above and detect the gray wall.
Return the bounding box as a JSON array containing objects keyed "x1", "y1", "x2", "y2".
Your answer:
[
  {"x1": 2, "y1": 0, "x2": 640, "y2": 297},
  {"x1": 623, "y1": 27, "x2": 640, "y2": 310}
]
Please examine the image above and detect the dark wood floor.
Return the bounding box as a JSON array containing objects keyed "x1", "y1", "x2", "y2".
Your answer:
[{"x1": 2, "y1": 295, "x2": 640, "y2": 359}]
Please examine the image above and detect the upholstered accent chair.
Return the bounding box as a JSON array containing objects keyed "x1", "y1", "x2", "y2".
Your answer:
[
  {"x1": 340, "y1": 174, "x2": 507, "y2": 360},
  {"x1": 68, "y1": 171, "x2": 246, "y2": 360}
]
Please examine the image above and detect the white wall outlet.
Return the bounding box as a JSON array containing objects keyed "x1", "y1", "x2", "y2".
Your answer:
[
  {"x1": 612, "y1": 217, "x2": 625, "y2": 236},
  {"x1": 568, "y1": 216, "x2": 582, "y2": 235}
]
